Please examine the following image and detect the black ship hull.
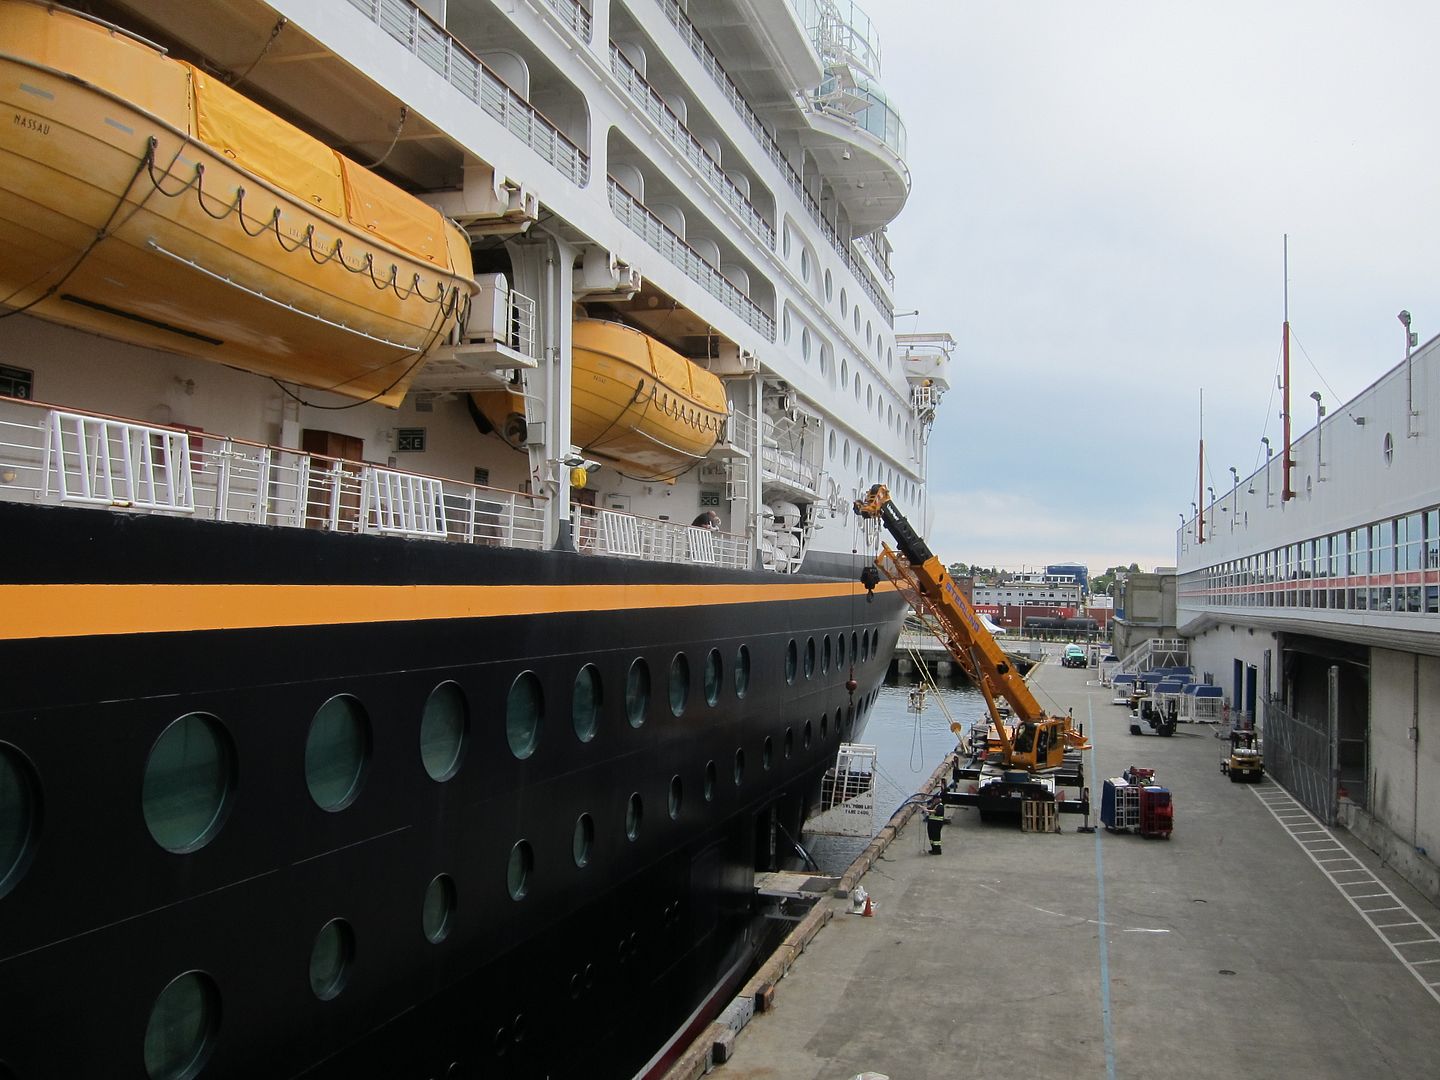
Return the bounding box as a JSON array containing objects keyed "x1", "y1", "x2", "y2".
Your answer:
[{"x1": 0, "y1": 500, "x2": 904, "y2": 1078}]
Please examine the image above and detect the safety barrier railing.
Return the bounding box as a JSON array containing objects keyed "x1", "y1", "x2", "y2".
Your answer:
[
  {"x1": 347, "y1": 0, "x2": 589, "y2": 185},
  {"x1": 609, "y1": 43, "x2": 776, "y2": 249},
  {"x1": 571, "y1": 501, "x2": 749, "y2": 568},
  {"x1": 541, "y1": 0, "x2": 592, "y2": 42},
  {"x1": 608, "y1": 177, "x2": 776, "y2": 341},
  {"x1": 0, "y1": 397, "x2": 548, "y2": 549}
]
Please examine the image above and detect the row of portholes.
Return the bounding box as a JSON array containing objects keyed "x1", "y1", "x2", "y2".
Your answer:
[
  {"x1": 0, "y1": 632, "x2": 880, "y2": 898},
  {"x1": 786, "y1": 227, "x2": 895, "y2": 373},
  {"x1": 132, "y1": 872, "x2": 456, "y2": 1080}
]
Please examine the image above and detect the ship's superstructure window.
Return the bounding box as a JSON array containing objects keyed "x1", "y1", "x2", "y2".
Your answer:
[
  {"x1": 704, "y1": 761, "x2": 717, "y2": 801},
  {"x1": 785, "y1": 639, "x2": 798, "y2": 684},
  {"x1": 309, "y1": 919, "x2": 354, "y2": 1000},
  {"x1": 420, "y1": 682, "x2": 468, "y2": 782},
  {"x1": 627, "y1": 659, "x2": 651, "y2": 727},
  {"x1": 142, "y1": 712, "x2": 234, "y2": 854},
  {"x1": 573, "y1": 665, "x2": 602, "y2": 742},
  {"x1": 305, "y1": 696, "x2": 370, "y2": 812},
  {"x1": 669, "y1": 652, "x2": 690, "y2": 716},
  {"x1": 668, "y1": 775, "x2": 682, "y2": 820},
  {"x1": 0, "y1": 744, "x2": 37, "y2": 898},
  {"x1": 573, "y1": 813, "x2": 594, "y2": 867},
  {"x1": 143, "y1": 970, "x2": 219, "y2": 1080},
  {"x1": 506, "y1": 672, "x2": 543, "y2": 760},
  {"x1": 508, "y1": 840, "x2": 534, "y2": 899},
  {"x1": 625, "y1": 793, "x2": 643, "y2": 841},
  {"x1": 804, "y1": 636, "x2": 816, "y2": 678},
  {"x1": 704, "y1": 649, "x2": 722, "y2": 706},
  {"x1": 734, "y1": 645, "x2": 751, "y2": 698},
  {"x1": 422, "y1": 874, "x2": 456, "y2": 944}
]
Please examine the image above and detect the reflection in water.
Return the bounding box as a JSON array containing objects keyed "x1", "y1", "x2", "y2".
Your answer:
[{"x1": 806, "y1": 675, "x2": 987, "y2": 873}]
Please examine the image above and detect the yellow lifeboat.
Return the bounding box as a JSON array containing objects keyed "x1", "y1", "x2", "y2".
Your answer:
[
  {"x1": 0, "y1": 0, "x2": 475, "y2": 407},
  {"x1": 472, "y1": 320, "x2": 729, "y2": 477}
]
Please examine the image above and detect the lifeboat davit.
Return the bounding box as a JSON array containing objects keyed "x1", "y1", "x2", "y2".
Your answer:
[
  {"x1": 472, "y1": 320, "x2": 728, "y2": 477},
  {"x1": 0, "y1": 1, "x2": 475, "y2": 407}
]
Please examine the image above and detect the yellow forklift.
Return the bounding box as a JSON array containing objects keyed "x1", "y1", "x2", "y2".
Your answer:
[{"x1": 1221, "y1": 729, "x2": 1264, "y2": 782}]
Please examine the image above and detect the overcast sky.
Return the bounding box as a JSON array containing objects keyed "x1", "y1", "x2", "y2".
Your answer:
[{"x1": 876, "y1": 0, "x2": 1439, "y2": 575}]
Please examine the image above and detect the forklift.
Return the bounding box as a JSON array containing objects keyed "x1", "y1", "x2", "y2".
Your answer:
[{"x1": 1221, "y1": 729, "x2": 1264, "y2": 782}]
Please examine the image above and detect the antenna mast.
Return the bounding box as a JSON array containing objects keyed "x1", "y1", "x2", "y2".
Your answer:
[
  {"x1": 1281, "y1": 235, "x2": 1295, "y2": 501},
  {"x1": 1197, "y1": 389, "x2": 1205, "y2": 543}
]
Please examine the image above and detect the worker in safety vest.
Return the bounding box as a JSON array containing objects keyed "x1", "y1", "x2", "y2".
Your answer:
[{"x1": 925, "y1": 791, "x2": 945, "y2": 855}]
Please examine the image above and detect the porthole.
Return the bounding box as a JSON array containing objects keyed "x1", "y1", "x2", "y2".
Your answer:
[
  {"x1": 837, "y1": 633, "x2": 847, "y2": 667},
  {"x1": 840, "y1": 287, "x2": 848, "y2": 315},
  {"x1": 626, "y1": 658, "x2": 650, "y2": 728},
  {"x1": 840, "y1": 357, "x2": 849, "y2": 387},
  {"x1": 141, "y1": 713, "x2": 234, "y2": 855},
  {"x1": 822, "y1": 635, "x2": 832, "y2": 674},
  {"x1": 668, "y1": 775, "x2": 683, "y2": 820},
  {"x1": 800, "y1": 246, "x2": 811, "y2": 282},
  {"x1": 309, "y1": 918, "x2": 354, "y2": 1000},
  {"x1": 305, "y1": 695, "x2": 370, "y2": 812},
  {"x1": 820, "y1": 343, "x2": 830, "y2": 377},
  {"x1": 851, "y1": 632, "x2": 859, "y2": 661},
  {"x1": 865, "y1": 320, "x2": 873, "y2": 345},
  {"x1": 734, "y1": 644, "x2": 751, "y2": 698},
  {"x1": 1383, "y1": 432, "x2": 1394, "y2": 463},
  {"x1": 420, "y1": 681, "x2": 468, "y2": 782},
  {"x1": 573, "y1": 813, "x2": 594, "y2": 868},
  {"x1": 573, "y1": 665, "x2": 602, "y2": 743},
  {"x1": 762, "y1": 736, "x2": 774, "y2": 770},
  {"x1": 867, "y1": 386, "x2": 874, "y2": 411},
  {"x1": 784, "y1": 727, "x2": 794, "y2": 759},
  {"x1": 669, "y1": 652, "x2": 690, "y2": 717},
  {"x1": 0, "y1": 744, "x2": 38, "y2": 899},
  {"x1": 801, "y1": 326, "x2": 811, "y2": 360},
  {"x1": 803, "y1": 720, "x2": 813, "y2": 749},
  {"x1": 854, "y1": 374, "x2": 861, "y2": 400},
  {"x1": 782, "y1": 308, "x2": 791, "y2": 342},
  {"x1": 887, "y1": 347, "x2": 894, "y2": 370},
  {"x1": 704, "y1": 761, "x2": 717, "y2": 802},
  {"x1": 507, "y1": 839, "x2": 534, "y2": 899},
  {"x1": 785, "y1": 639, "x2": 798, "y2": 684},
  {"x1": 422, "y1": 874, "x2": 456, "y2": 944},
  {"x1": 733, "y1": 748, "x2": 745, "y2": 785},
  {"x1": 704, "y1": 649, "x2": 722, "y2": 706},
  {"x1": 625, "y1": 793, "x2": 643, "y2": 841},
  {"x1": 843, "y1": 439, "x2": 851, "y2": 468},
  {"x1": 828, "y1": 431, "x2": 836, "y2": 458},
  {"x1": 854, "y1": 308, "x2": 861, "y2": 332},
  {"x1": 506, "y1": 672, "x2": 543, "y2": 760},
  {"x1": 824, "y1": 268, "x2": 833, "y2": 300},
  {"x1": 820, "y1": 712, "x2": 829, "y2": 740},
  {"x1": 143, "y1": 971, "x2": 219, "y2": 1080},
  {"x1": 804, "y1": 637, "x2": 816, "y2": 679}
]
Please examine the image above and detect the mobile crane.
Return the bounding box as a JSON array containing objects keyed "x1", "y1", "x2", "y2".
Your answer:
[{"x1": 853, "y1": 485, "x2": 1090, "y2": 823}]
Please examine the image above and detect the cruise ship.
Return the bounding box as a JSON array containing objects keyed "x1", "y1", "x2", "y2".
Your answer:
[
  {"x1": 1169, "y1": 322, "x2": 1438, "y2": 906},
  {"x1": 0, "y1": 1, "x2": 950, "y2": 1076}
]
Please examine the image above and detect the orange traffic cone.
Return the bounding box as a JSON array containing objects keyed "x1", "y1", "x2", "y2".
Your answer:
[{"x1": 862, "y1": 894, "x2": 874, "y2": 917}]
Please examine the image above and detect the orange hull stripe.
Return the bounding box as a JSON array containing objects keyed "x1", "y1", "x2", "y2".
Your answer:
[{"x1": 0, "y1": 580, "x2": 889, "y2": 640}]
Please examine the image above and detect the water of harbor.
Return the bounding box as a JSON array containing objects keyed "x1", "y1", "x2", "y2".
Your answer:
[{"x1": 805, "y1": 671, "x2": 988, "y2": 874}]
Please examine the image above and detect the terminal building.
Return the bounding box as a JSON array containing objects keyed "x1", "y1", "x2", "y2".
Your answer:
[{"x1": 1172, "y1": 326, "x2": 1440, "y2": 904}]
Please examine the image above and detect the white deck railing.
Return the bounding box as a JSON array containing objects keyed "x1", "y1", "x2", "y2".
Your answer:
[
  {"x1": 2, "y1": 397, "x2": 547, "y2": 546},
  {"x1": 1, "y1": 397, "x2": 757, "y2": 568}
]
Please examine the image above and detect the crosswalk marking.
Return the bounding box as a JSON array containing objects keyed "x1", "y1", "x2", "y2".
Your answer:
[{"x1": 1254, "y1": 786, "x2": 1440, "y2": 1007}]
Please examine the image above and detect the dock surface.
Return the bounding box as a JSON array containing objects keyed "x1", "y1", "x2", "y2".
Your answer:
[{"x1": 707, "y1": 660, "x2": 1440, "y2": 1079}]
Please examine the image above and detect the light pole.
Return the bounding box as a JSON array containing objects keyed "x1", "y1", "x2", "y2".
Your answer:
[
  {"x1": 1261, "y1": 436, "x2": 1272, "y2": 507},
  {"x1": 1400, "y1": 310, "x2": 1418, "y2": 437},
  {"x1": 1310, "y1": 390, "x2": 1326, "y2": 480},
  {"x1": 1229, "y1": 466, "x2": 1239, "y2": 530}
]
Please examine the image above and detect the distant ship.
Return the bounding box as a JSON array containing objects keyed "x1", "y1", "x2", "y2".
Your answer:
[{"x1": 0, "y1": 1, "x2": 949, "y2": 1076}]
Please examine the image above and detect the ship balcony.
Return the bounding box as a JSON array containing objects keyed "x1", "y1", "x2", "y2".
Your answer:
[
  {"x1": 805, "y1": 73, "x2": 910, "y2": 233},
  {"x1": 654, "y1": 0, "x2": 893, "y2": 324},
  {"x1": 608, "y1": 42, "x2": 776, "y2": 250},
  {"x1": 538, "y1": 0, "x2": 593, "y2": 43},
  {"x1": 607, "y1": 177, "x2": 776, "y2": 342}
]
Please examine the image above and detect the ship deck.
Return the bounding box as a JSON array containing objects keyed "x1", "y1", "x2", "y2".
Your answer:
[{"x1": 680, "y1": 658, "x2": 1440, "y2": 1080}]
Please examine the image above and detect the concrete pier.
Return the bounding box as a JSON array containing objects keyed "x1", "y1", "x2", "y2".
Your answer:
[{"x1": 681, "y1": 656, "x2": 1440, "y2": 1080}]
